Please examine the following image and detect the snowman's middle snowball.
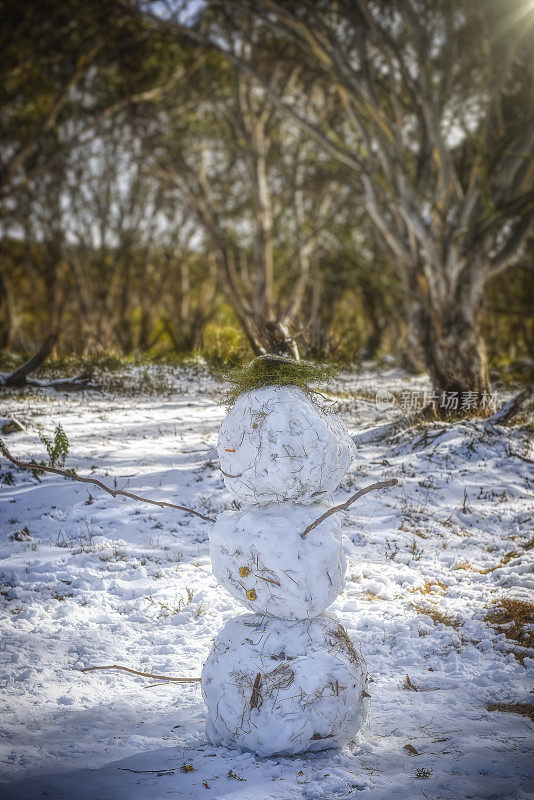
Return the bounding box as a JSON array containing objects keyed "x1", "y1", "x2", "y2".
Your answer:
[{"x1": 209, "y1": 503, "x2": 346, "y2": 619}]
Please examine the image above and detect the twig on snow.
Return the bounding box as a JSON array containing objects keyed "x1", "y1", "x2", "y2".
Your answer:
[
  {"x1": 255, "y1": 574, "x2": 281, "y2": 586},
  {"x1": 80, "y1": 664, "x2": 201, "y2": 682},
  {"x1": 220, "y1": 468, "x2": 243, "y2": 478},
  {"x1": 119, "y1": 768, "x2": 176, "y2": 774},
  {"x1": 0, "y1": 440, "x2": 215, "y2": 523},
  {"x1": 301, "y1": 478, "x2": 398, "y2": 538}
]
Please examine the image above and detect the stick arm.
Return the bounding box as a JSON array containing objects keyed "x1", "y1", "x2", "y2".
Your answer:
[{"x1": 301, "y1": 478, "x2": 398, "y2": 538}]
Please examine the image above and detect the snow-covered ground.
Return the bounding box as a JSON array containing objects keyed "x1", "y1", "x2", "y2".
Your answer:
[{"x1": 0, "y1": 365, "x2": 532, "y2": 800}]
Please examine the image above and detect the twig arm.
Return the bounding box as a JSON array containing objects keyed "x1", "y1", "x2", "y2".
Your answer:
[
  {"x1": 81, "y1": 664, "x2": 201, "y2": 682},
  {"x1": 0, "y1": 440, "x2": 215, "y2": 523},
  {"x1": 301, "y1": 478, "x2": 398, "y2": 538}
]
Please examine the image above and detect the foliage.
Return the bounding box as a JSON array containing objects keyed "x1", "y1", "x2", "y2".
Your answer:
[
  {"x1": 199, "y1": 321, "x2": 251, "y2": 369},
  {"x1": 0, "y1": 0, "x2": 532, "y2": 404},
  {"x1": 218, "y1": 354, "x2": 340, "y2": 405},
  {"x1": 38, "y1": 424, "x2": 70, "y2": 468}
]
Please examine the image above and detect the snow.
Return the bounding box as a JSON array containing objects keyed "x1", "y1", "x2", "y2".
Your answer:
[
  {"x1": 217, "y1": 385, "x2": 354, "y2": 505},
  {"x1": 202, "y1": 613, "x2": 368, "y2": 756},
  {"x1": 209, "y1": 503, "x2": 345, "y2": 619},
  {"x1": 0, "y1": 364, "x2": 533, "y2": 799}
]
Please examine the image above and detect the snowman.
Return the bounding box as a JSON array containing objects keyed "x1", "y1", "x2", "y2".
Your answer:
[{"x1": 202, "y1": 357, "x2": 370, "y2": 756}]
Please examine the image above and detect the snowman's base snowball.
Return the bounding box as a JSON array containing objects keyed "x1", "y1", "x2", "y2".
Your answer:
[
  {"x1": 202, "y1": 613, "x2": 368, "y2": 756},
  {"x1": 217, "y1": 386, "x2": 354, "y2": 506},
  {"x1": 209, "y1": 504, "x2": 346, "y2": 619}
]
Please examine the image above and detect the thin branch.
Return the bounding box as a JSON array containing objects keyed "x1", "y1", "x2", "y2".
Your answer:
[
  {"x1": 80, "y1": 664, "x2": 201, "y2": 682},
  {"x1": 485, "y1": 388, "x2": 531, "y2": 426},
  {"x1": 0, "y1": 441, "x2": 215, "y2": 523},
  {"x1": 119, "y1": 768, "x2": 176, "y2": 774},
  {"x1": 220, "y1": 468, "x2": 243, "y2": 478},
  {"x1": 301, "y1": 478, "x2": 398, "y2": 538}
]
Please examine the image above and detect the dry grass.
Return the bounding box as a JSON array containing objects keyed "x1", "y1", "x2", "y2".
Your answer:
[
  {"x1": 477, "y1": 551, "x2": 519, "y2": 574},
  {"x1": 486, "y1": 702, "x2": 534, "y2": 722},
  {"x1": 409, "y1": 580, "x2": 447, "y2": 595},
  {"x1": 412, "y1": 603, "x2": 460, "y2": 629},
  {"x1": 454, "y1": 559, "x2": 473, "y2": 570},
  {"x1": 485, "y1": 598, "x2": 534, "y2": 660},
  {"x1": 144, "y1": 587, "x2": 198, "y2": 618},
  {"x1": 363, "y1": 591, "x2": 387, "y2": 601},
  {"x1": 455, "y1": 551, "x2": 519, "y2": 574},
  {"x1": 329, "y1": 622, "x2": 363, "y2": 665}
]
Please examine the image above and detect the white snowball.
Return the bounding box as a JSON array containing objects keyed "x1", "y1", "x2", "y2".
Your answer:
[
  {"x1": 209, "y1": 504, "x2": 346, "y2": 619},
  {"x1": 217, "y1": 386, "x2": 354, "y2": 506},
  {"x1": 202, "y1": 613, "x2": 368, "y2": 756}
]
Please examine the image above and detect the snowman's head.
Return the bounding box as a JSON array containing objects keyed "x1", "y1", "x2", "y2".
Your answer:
[{"x1": 217, "y1": 384, "x2": 354, "y2": 506}]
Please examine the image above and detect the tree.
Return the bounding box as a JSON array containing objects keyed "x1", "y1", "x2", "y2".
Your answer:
[
  {"x1": 193, "y1": 0, "x2": 533, "y2": 409},
  {"x1": 134, "y1": 9, "x2": 346, "y2": 358},
  {"x1": 0, "y1": 0, "x2": 145, "y2": 215},
  {"x1": 0, "y1": 0, "x2": 184, "y2": 353}
]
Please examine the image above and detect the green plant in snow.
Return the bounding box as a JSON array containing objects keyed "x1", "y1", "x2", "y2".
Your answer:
[
  {"x1": 414, "y1": 768, "x2": 432, "y2": 779},
  {"x1": 38, "y1": 424, "x2": 70, "y2": 468}
]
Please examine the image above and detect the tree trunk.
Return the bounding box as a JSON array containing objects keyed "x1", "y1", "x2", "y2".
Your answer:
[
  {"x1": 360, "y1": 278, "x2": 386, "y2": 360},
  {"x1": 233, "y1": 310, "x2": 300, "y2": 360},
  {"x1": 136, "y1": 308, "x2": 152, "y2": 352},
  {"x1": 254, "y1": 318, "x2": 299, "y2": 360},
  {"x1": 412, "y1": 301, "x2": 491, "y2": 417},
  {"x1": 400, "y1": 301, "x2": 427, "y2": 374},
  {"x1": 2, "y1": 335, "x2": 57, "y2": 387},
  {"x1": 0, "y1": 270, "x2": 16, "y2": 350},
  {"x1": 115, "y1": 264, "x2": 134, "y2": 354}
]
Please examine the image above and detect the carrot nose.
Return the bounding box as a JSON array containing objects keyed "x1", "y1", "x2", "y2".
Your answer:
[{"x1": 225, "y1": 448, "x2": 236, "y2": 452}]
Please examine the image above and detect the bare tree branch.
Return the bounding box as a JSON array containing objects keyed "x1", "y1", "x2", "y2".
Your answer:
[{"x1": 0, "y1": 441, "x2": 215, "y2": 523}]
